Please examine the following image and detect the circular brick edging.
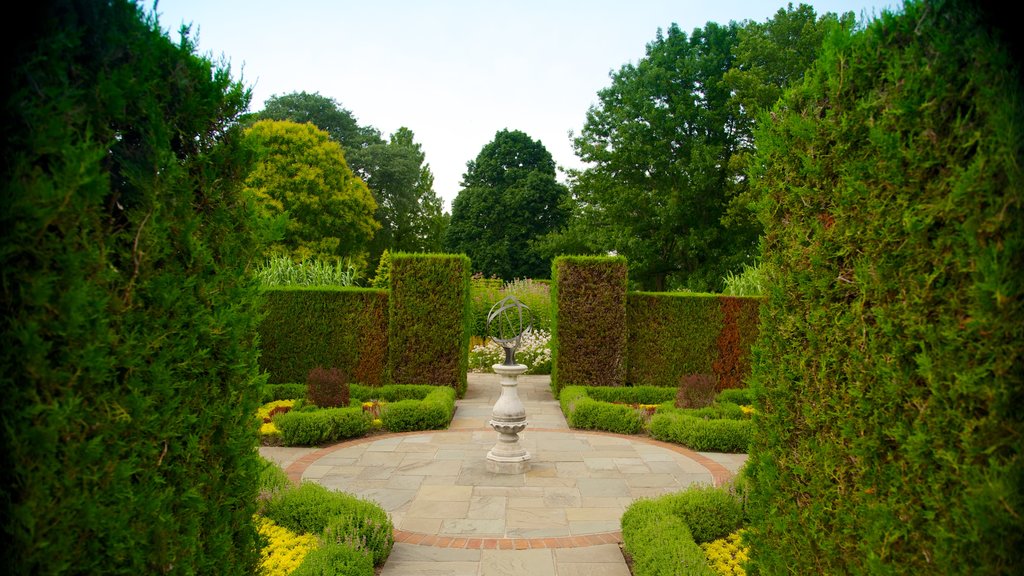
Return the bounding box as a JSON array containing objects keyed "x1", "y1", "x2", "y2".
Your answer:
[{"x1": 283, "y1": 428, "x2": 735, "y2": 549}]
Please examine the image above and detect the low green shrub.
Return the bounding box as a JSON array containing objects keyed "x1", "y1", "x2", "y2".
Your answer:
[
  {"x1": 322, "y1": 507, "x2": 394, "y2": 566},
  {"x1": 581, "y1": 386, "x2": 677, "y2": 405},
  {"x1": 649, "y1": 412, "x2": 753, "y2": 452},
  {"x1": 273, "y1": 407, "x2": 371, "y2": 446},
  {"x1": 621, "y1": 484, "x2": 745, "y2": 576},
  {"x1": 621, "y1": 499, "x2": 713, "y2": 576},
  {"x1": 561, "y1": 388, "x2": 645, "y2": 434},
  {"x1": 350, "y1": 383, "x2": 437, "y2": 402},
  {"x1": 261, "y1": 383, "x2": 307, "y2": 404},
  {"x1": 715, "y1": 388, "x2": 753, "y2": 406},
  {"x1": 683, "y1": 402, "x2": 746, "y2": 421},
  {"x1": 661, "y1": 485, "x2": 745, "y2": 544},
  {"x1": 379, "y1": 387, "x2": 455, "y2": 432},
  {"x1": 262, "y1": 483, "x2": 393, "y2": 568},
  {"x1": 291, "y1": 542, "x2": 373, "y2": 576},
  {"x1": 258, "y1": 456, "x2": 292, "y2": 499}
]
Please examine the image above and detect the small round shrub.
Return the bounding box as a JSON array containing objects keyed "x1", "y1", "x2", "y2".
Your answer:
[
  {"x1": 321, "y1": 504, "x2": 394, "y2": 566},
  {"x1": 676, "y1": 373, "x2": 719, "y2": 409},
  {"x1": 290, "y1": 542, "x2": 373, "y2": 576},
  {"x1": 306, "y1": 366, "x2": 349, "y2": 408}
]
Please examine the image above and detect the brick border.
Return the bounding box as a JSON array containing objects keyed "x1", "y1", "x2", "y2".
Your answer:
[{"x1": 283, "y1": 427, "x2": 736, "y2": 549}]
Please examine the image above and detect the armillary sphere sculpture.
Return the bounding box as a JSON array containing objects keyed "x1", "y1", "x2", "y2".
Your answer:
[{"x1": 484, "y1": 295, "x2": 532, "y2": 474}]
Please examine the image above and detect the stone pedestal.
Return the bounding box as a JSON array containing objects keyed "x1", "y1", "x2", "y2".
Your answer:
[{"x1": 487, "y1": 363, "x2": 531, "y2": 474}]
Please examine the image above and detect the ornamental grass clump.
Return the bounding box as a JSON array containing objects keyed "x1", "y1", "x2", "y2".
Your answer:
[{"x1": 306, "y1": 366, "x2": 349, "y2": 408}]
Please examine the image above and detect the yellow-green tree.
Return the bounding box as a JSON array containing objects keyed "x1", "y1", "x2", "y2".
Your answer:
[{"x1": 243, "y1": 120, "x2": 380, "y2": 263}]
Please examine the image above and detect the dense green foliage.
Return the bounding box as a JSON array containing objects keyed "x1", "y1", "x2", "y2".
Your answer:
[
  {"x1": 259, "y1": 287, "x2": 389, "y2": 385},
  {"x1": 254, "y1": 255, "x2": 362, "y2": 287},
  {"x1": 745, "y1": 1, "x2": 1023, "y2": 573},
  {"x1": 0, "y1": 1, "x2": 266, "y2": 572},
  {"x1": 559, "y1": 387, "x2": 647, "y2": 434},
  {"x1": 622, "y1": 481, "x2": 745, "y2": 569},
  {"x1": 648, "y1": 412, "x2": 753, "y2": 453},
  {"x1": 445, "y1": 129, "x2": 569, "y2": 279},
  {"x1": 621, "y1": 484, "x2": 745, "y2": 576},
  {"x1": 379, "y1": 387, "x2": 456, "y2": 432},
  {"x1": 555, "y1": 5, "x2": 846, "y2": 291},
  {"x1": 469, "y1": 277, "x2": 552, "y2": 337},
  {"x1": 254, "y1": 92, "x2": 448, "y2": 261},
  {"x1": 388, "y1": 254, "x2": 472, "y2": 395},
  {"x1": 627, "y1": 293, "x2": 760, "y2": 389},
  {"x1": 262, "y1": 383, "x2": 309, "y2": 403},
  {"x1": 261, "y1": 482, "x2": 393, "y2": 567},
  {"x1": 255, "y1": 91, "x2": 381, "y2": 152},
  {"x1": 290, "y1": 543, "x2": 373, "y2": 576},
  {"x1": 350, "y1": 383, "x2": 445, "y2": 402},
  {"x1": 273, "y1": 406, "x2": 371, "y2": 445},
  {"x1": 551, "y1": 256, "x2": 628, "y2": 392},
  {"x1": 242, "y1": 119, "x2": 379, "y2": 264},
  {"x1": 621, "y1": 500, "x2": 712, "y2": 576}
]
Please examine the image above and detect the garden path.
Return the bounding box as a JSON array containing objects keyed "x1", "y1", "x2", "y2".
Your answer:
[{"x1": 260, "y1": 373, "x2": 747, "y2": 576}]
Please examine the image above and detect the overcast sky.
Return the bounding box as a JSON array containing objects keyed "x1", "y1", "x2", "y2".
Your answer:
[{"x1": 154, "y1": 0, "x2": 896, "y2": 210}]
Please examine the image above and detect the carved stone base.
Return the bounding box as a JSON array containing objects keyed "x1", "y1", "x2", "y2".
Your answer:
[{"x1": 487, "y1": 363, "x2": 531, "y2": 474}]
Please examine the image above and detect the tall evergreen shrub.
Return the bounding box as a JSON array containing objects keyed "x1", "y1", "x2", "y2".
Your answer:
[
  {"x1": 1, "y1": 1, "x2": 265, "y2": 572},
  {"x1": 746, "y1": 1, "x2": 1023, "y2": 573},
  {"x1": 551, "y1": 256, "x2": 628, "y2": 392},
  {"x1": 387, "y1": 253, "x2": 471, "y2": 395},
  {"x1": 259, "y1": 287, "x2": 389, "y2": 385}
]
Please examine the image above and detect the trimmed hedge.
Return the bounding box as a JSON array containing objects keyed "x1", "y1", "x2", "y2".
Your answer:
[
  {"x1": 267, "y1": 384, "x2": 456, "y2": 443},
  {"x1": 551, "y1": 256, "x2": 628, "y2": 392},
  {"x1": 1, "y1": 1, "x2": 265, "y2": 572},
  {"x1": 621, "y1": 485, "x2": 745, "y2": 576},
  {"x1": 273, "y1": 407, "x2": 371, "y2": 446},
  {"x1": 261, "y1": 383, "x2": 308, "y2": 404},
  {"x1": 261, "y1": 482, "x2": 393, "y2": 568},
  {"x1": 388, "y1": 254, "x2": 472, "y2": 395},
  {"x1": 379, "y1": 387, "x2": 456, "y2": 432},
  {"x1": 259, "y1": 287, "x2": 388, "y2": 385},
  {"x1": 559, "y1": 387, "x2": 646, "y2": 434},
  {"x1": 626, "y1": 293, "x2": 760, "y2": 390},
  {"x1": 648, "y1": 412, "x2": 753, "y2": 453},
  {"x1": 746, "y1": 1, "x2": 1024, "y2": 573}
]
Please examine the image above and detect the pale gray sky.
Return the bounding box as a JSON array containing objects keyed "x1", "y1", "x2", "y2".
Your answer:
[{"x1": 154, "y1": 0, "x2": 895, "y2": 210}]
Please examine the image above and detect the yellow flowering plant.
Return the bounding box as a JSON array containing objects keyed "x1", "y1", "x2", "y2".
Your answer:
[
  {"x1": 700, "y1": 530, "x2": 749, "y2": 576},
  {"x1": 255, "y1": 516, "x2": 319, "y2": 576}
]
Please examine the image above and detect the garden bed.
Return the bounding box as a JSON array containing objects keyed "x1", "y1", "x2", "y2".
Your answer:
[
  {"x1": 258, "y1": 383, "x2": 456, "y2": 446},
  {"x1": 558, "y1": 385, "x2": 754, "y2": 452}
]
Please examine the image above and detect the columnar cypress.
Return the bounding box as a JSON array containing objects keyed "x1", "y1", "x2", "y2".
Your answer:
[
  {"x1": 1, "y1": 1, "x2": 266, "y2": 572},
  {"x1": 746, "y1": 1, "x2": 1023, "y2": 572}
]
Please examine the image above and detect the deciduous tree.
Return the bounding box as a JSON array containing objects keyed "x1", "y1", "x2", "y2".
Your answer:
[
  {"x1": 242, "y1": 120, "x2": 379, "y2": 263},
  {"x1": 445, "y1": 129, "x2": 568, "y2": 279}
]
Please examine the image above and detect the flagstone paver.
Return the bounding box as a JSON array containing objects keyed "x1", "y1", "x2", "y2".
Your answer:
[{"x1": 260, "y1": 373, "x2": 747, "y2": 575}]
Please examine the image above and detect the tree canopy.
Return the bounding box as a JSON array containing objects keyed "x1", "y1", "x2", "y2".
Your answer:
[
  {"x1": 556, "y1": 4, "x2": 848, "y2": 291},
  {"x1": 252, "y1": 92, "x2": 448, "y2": 266},
  {"x1": 242, "y1": 119, "x2": 379, "y2": 264},
  {"x1": 445, "y1": 129, "x2": 568, "y2": 279}
]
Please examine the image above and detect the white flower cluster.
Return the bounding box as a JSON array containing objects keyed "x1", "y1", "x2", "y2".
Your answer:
[{"x1": 469, "y1": 329, "x2": 552, "y2": 375}]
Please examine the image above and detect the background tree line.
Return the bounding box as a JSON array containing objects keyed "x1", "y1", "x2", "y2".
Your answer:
[{"x1": 448, "y1": 3, "x2": 853, "y2": 290}]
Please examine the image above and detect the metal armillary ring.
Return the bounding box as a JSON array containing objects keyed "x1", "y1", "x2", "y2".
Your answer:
[{"x1": 486, "y1": 295, "x2": 533, "y2": 366}]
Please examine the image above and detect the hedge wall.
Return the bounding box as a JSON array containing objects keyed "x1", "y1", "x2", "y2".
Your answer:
[
  {"x1": 387, "y1": 253, "x2": 471, "y2": 395},
  {"x1": 627, "y1": 293, "x2": 760, "y2": 389},
  {"x1": 745, "y1": 1, "x2": 1023, "y2": 573},
  {"x1": 1, "y1": 1, "x2": 263, "y2": 572},
  {"x1": 259, "y1": 287, "x2": 388, "y2": 385},
  {"x1": 551, "y1": 256, "x2": 628, "y2": 392}
]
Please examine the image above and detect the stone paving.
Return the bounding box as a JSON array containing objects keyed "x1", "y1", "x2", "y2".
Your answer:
[{"x1": 260, "y1": 373, "x2": 747, "y2": 576}]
